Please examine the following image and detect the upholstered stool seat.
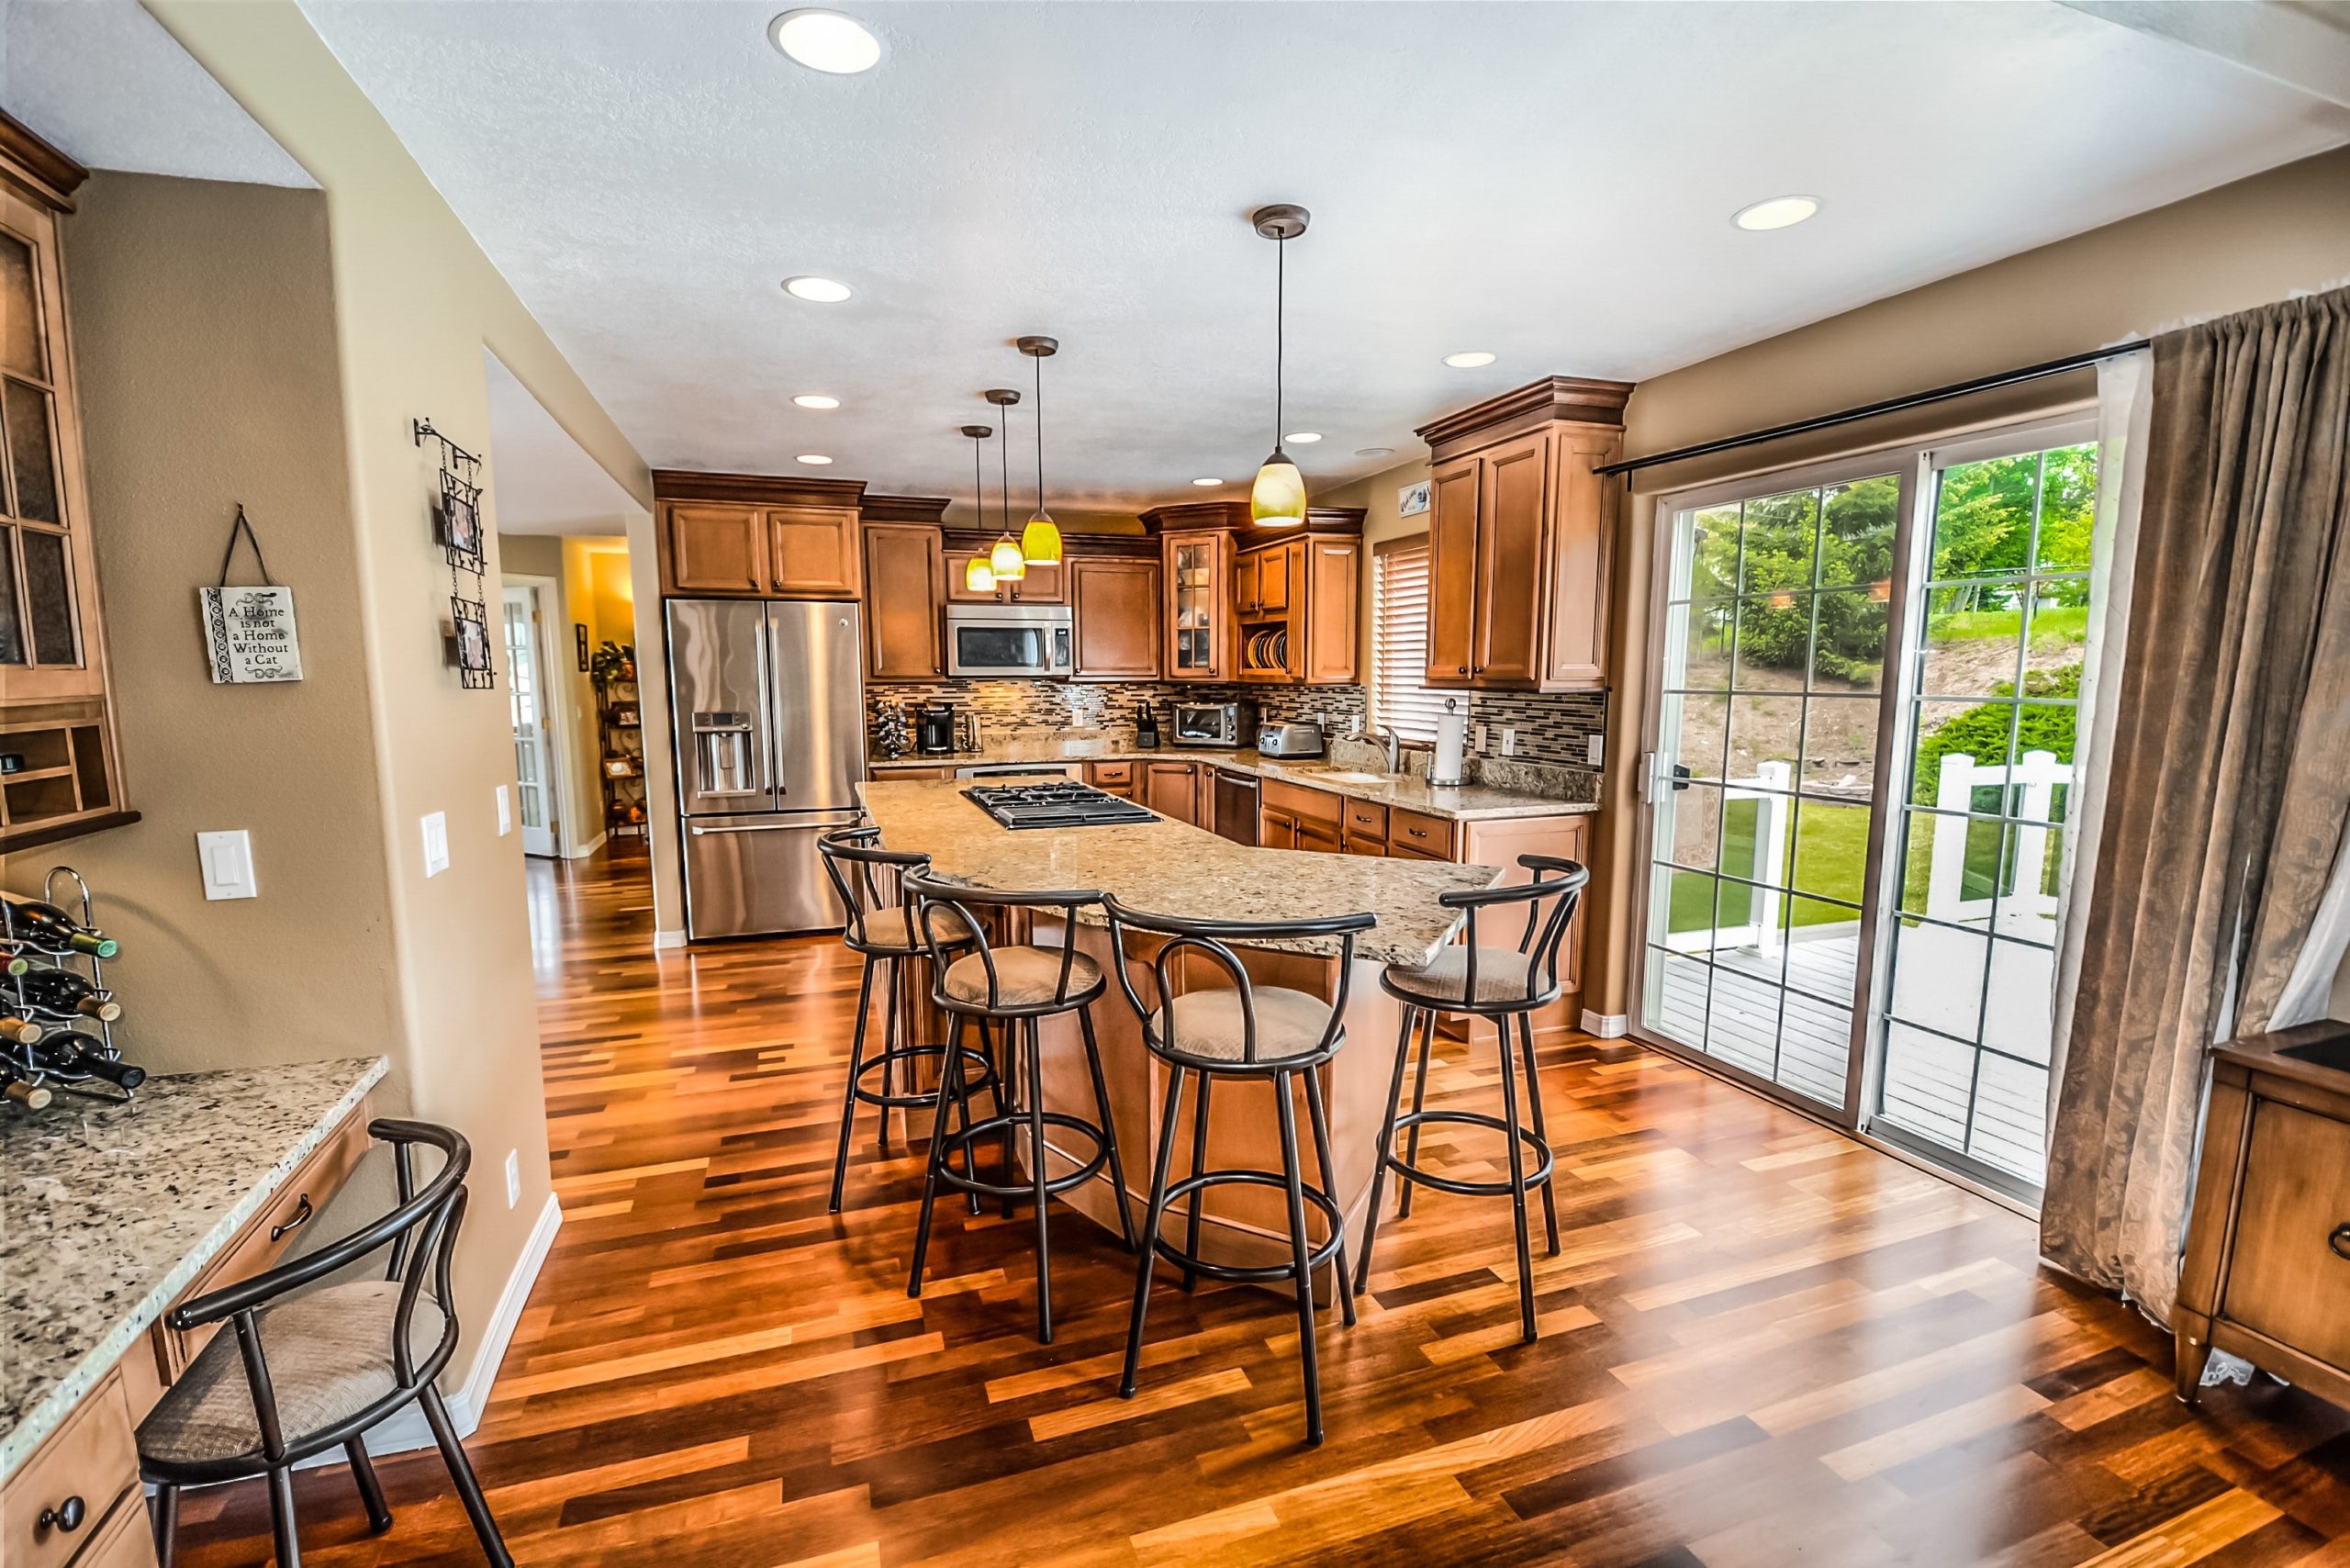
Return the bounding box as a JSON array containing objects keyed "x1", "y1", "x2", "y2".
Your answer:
[
  {"x1": 1382, "y1": 946, "x2": 1547, "y2": 1008},
  {"x1": 1150, "y1": 986, "x2": 1334, "y2": 1062},
  {"x1": 855, "y1": 903, "x2": 974, "y2": 956},
  {"x1": 943, "y1": 946, "x2": 1104, "y2": 1008}
]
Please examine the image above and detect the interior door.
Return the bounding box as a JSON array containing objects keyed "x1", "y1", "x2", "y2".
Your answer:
[{"x1": 500, "y1": 583, "x2": 559, "y2": 857}]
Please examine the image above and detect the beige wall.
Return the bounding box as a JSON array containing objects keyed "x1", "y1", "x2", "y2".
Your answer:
[{"x1": 124, "y1": 0, "x2": 655, "y2": 1389}]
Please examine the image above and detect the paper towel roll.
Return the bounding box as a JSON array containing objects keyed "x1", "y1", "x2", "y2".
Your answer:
[{"x1": 1431, "y1": 709, "x2": 1468, "y2": 787}]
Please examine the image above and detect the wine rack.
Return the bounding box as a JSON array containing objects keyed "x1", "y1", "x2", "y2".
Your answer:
[
  {"x1": 594, "y1": 642, "x2": 647, "y2": 840},
  {"x1": 2, "y1": 865, "x2": 140, "y2": 1111}
]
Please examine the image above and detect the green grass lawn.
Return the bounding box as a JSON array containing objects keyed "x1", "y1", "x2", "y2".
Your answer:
[
  {"x1": 1666, "y1": 795, "x2": 1870, "y2": 935},
  {"x1": 1929, "y1": 604, "x2": 2089, "y2": 647}
]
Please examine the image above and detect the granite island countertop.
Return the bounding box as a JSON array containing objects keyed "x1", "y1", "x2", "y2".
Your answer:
[
  {"x1": 0, "y1": 1056, "x2": 387, "y2": 1482},
  {"x1": 861, "y1": 778, "x2": 1497, "y2": 967},
  {"x1": 869, "y1": 739, "x2": 1600, "y2": 823}
]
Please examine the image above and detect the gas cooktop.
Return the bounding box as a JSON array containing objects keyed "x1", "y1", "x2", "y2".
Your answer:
[{"x1": 964, "y1": 781, "x2": 1158, "y2": 831}]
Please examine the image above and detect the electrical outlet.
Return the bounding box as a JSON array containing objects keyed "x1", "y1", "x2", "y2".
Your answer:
[
  {"x1": 1587, "y1": 734, "x2": 1606, "y2": 767},
  {"x1": 1473, "y1": 723, "x2": 1488, "y2": 752},
  {"x1": 505, "y1": 1148, "x2": 520, "y2": 1209},
  {"x1": 496, "y1": 784, "x2": 511, "y2": 836},
  {"x1": 420, "y1": 812, "x2": 450, "y2": 877},
  {"x1": 1501, "y1": 728, "x2": 1517, "y2": 757}
]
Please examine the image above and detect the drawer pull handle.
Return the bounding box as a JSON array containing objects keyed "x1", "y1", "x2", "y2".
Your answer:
[
  {"x1": 271, "y1": 1193, "x2": 315, "y2": 1242},
  {"x1": 39, "y1": 1495, "x2": 86, "y2": 1534},
  {"x1": 2332, "y1": 1224, "x2": 2350, "y2": 1261}
]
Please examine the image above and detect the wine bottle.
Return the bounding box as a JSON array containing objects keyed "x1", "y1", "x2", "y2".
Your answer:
[
  {"x1": 0, "y1": 946, "x2": 29, "y2": 978},
  {"x1": 28, "y1": 1031, "x2": 145, "y2": 1091},
  {"x1": 2, "y1": 1076, "x2": 52, "y2": 1111},
  {"x1": 0, "y1": 895, "x2": 118, "y2": 958},
  {"x1": 15, "y1": 969, "x2": 121, "y2": 1022},
  {"x1": 0, "y1": 1014, "x2": 46, "y2": 1046}
]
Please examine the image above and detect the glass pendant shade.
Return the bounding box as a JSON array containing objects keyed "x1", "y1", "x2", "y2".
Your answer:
[
  {"x1": 964, "y1": 555, "x2": 996, "y2": 593},
  {"x1": 989, "y1": 534, "x2": 1027, "y2": 580},
  {"x1": 1251, "y1": 449, "x2": 1307, "y2": 526},
  {"x1": 1021, "y1": 512, "x2": 1063, "y2": 566}
]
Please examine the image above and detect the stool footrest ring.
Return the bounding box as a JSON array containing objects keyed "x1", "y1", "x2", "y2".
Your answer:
[
  {"x1": 1380, "y1": 1108, "x2": 1553, "y2": 1197},
  {"x1": 1149, "y1": 1169, "x2": 1346, "y2": 1282},
  {"x1": 853, "y1": 1045, "x2": 995, "y2": 1112},
  {"x1": 931, "y1": 1111, "x2": 1110, "y2": 1201}
]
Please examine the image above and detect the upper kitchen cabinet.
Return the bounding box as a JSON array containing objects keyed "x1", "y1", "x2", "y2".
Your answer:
[
  {"x1": 1069, "y1": 554, "x2": 1160, "y2": 680},
  {"x1": 1142, "y1": 500, "x2": 1360, "y2": 686},
  {"x1": 1154, "y1": 521, "x2": 1230, "y2": 682},
  {"x1": 861, "y1": 509, "x2": 947, "y2": 681},
  {"x1": 653, "y1": 470, "x2": 867, "y2": 599},
  {"x1": 0, "y1": 113, "x2": 132, "y2": 853},
  {"x1": 1414, "y1": 376, "x2": 1631, "y2": 691},
  {"x1": 944, "y1": 545, "x2": 1063, "y2": 603}
]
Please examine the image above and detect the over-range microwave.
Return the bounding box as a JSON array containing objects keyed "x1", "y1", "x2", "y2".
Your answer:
[{"x1": 946, "y1": 602, "x2": 1073, "y2": 678}]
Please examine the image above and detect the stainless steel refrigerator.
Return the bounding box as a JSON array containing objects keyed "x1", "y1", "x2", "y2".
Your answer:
[{"x1": 666, "y1": 599, "x2": 866, "y2": 938}]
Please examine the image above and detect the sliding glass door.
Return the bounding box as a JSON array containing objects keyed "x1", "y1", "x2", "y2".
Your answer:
[{"x1": 1639, "y1": 417, "x2": 2102, "y2": 1196}]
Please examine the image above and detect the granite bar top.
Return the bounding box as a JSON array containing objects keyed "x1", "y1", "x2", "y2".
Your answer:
[
  {"x1": 0, "y1": 1056, "x2": 387, "y2": 1482},
  {"x1": 861, "y1": 778, "x2": 1496, "y2": 967},
  {"x1": 868, "y1": 740, "x2": 1598, "y2": 823}
]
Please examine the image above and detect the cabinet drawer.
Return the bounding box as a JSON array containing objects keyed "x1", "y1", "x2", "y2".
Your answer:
[
  {"x1": 1341, "y1": 799, "x2": 1388, "y2": 841},
  {"x1": 1389, "y1": 808, "x2": 1456, "y2": 858},
  {"x1": 2223, "y1": 1101, "x2": 2350, "y2": 1371},
  {"x1": 1260, "y1": 778, "x2": 1340, "y2": 827},
  {"x1": 63, "y1": 1491, "x2": 157, "y2": 1568},
  {"x1": 1087, "y1": 761, "x2": 1134, "y2": 787},
  {"x1": 3, "y1": 1371, "x2": 140, "y2": 1568},
  {"x1": 156, "y1": 1104, "x2": 372, "y2": 1379}
]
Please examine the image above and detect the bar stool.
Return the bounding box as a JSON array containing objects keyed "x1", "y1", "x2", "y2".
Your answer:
[
  {"x1": 901, "y1": 871, "x2": 1136, "y2": 1343},
  {"x1": 817, "y1": 828, "x2": 993, "y2": 1215},
  {"x1": 1102, "y1": 896, "x2": 1375, "y2": 1446},
  {"x1": 1353, "y1": 855, "x2": 1590, "y2": 1342}
]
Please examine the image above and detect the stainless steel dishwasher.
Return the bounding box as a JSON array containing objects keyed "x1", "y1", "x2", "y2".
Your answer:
[{"x1": 1213, "y1": 769, "x2": 1259, "y2": 846}]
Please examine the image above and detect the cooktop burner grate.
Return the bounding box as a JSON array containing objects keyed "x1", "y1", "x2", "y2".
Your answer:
[{"x1": 963, "y1": 781, "x2": 1158, "y2": 831}]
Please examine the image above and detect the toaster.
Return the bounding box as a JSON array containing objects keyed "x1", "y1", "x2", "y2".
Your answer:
[{"x1": 1256, "y1": 722, "x2": 1326, "y2": 758}]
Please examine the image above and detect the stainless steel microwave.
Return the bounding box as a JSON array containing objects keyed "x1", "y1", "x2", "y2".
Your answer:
[{"x1": 946, "y1": 602, "x2": 1073, "y2": 678}]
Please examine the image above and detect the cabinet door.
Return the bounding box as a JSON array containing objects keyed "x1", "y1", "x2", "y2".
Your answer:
[
  {"x1": 1304, "y1": 539, "x2": 1359, "y2": 684},
  {"x1": 1255, "y1": 543, "x2": 1293, "y2": 612},
  {"x1": 1163, "y1": 532, "x2": 1228, "y2": 681},
  {"x1": 1234, "y1": 552, "x2": 1260, "y2": 616},
  {"x1": 767, "y1": 505, "x2": 861, "y2": 598},
  {"x1": 862, "y1": 524, "x2": 944, "y2": 679},
  {"x1": 1341, "y1": 832, "x2": 1387, "y2": 857},
  {"x1": 1425, "y1": 458, "x2": 1481, "y2": 684},
  {"x1": 1259, "y1": 805, "x2": 1297, "y2": 849},
  {"x1": 1143, "y1": 761, "x2": 1199, "y2": 825},
  {"x1": 665, "y1": 503, "x2": 767, "y2": 595},
  {"x1": 1070, "y1": 557, "x2": 1161, "y2": 679},
  {"x1": 1541, "y1": 427, "x2": 1617, "y2": 689},
  {"x1": 2223, "y1": 1101, "x2": 2350, "y2": 1371},
  {"x1": 1473, "y1": 431, "x2": 1550, "y2": 686},
  {"x1": 1297, "y1": 817, "x2": 1342, "y2": 855}
]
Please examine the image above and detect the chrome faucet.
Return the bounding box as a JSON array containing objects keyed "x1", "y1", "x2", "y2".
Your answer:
[{"x1": 1372, "y1": 726, "x2": 1403, "y2": 775}]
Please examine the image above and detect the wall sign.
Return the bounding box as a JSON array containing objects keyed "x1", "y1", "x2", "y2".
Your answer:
[
  {"x1": 1398, "y1": 479, "x2": 1431, "y2": 518},
  {"x1": 200, "y1": 505, "x2": 304, "y2": 683}
]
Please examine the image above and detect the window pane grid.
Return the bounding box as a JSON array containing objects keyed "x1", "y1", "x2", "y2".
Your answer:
[{"x1": 1371, "y1": 539, "x2": 1447, "y2": 742}]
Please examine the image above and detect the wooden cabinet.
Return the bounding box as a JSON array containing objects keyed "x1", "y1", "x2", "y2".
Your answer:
[
  {"x1": 1260, "y1": 779, "x2": 1340, "y2": 855},
  {"x1": 1340, "y1": 797, "x2": 1389, "y2": 857},
  {"x1": 1142, "y1": 759, "x2": 1203, "y2": 826},
  {"x1": 1415, "y1": 377, "x2": 1630, "y2": 692},
  {"x1": 1237, "y1": 537, "x2": 1357, "y2": 686},
  {"x1": 653, "y1": 473, "x2": 869, "y2": 599},
  {"x1": 862, "y1": 523, "x2": 945, "y2": 680},
  {"x1": 769, "y1": 504, "x2": 862, "y2": 598},
  {"x1": 2178, "y1": 1027, "x2": 2350, "y2": 1411},
  {"x1": 1069, "y1": 557, "x2": 1161, "y2": 679},
  {"x1": 868, "y1": 763, "x2": 951, "y2": 780},
  {"x1": 665, "y1": 502, "x2": 767, "y2": 594},
  {"x1": 1086, "y1": 759, "x2": 1136, "y2": 800},
  {"x1": 946, "y1": 554, "x2": 1063, "y2": 604},
  {"x1": 2, "y1": 1368, "x2": 149, "y2": 1568},
  {"x1": 1161, "y1": 530, "x2": 1230, "y2": 681}
]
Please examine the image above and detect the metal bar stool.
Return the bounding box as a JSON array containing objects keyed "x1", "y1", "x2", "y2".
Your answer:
[
  {"x1": 1101, "y1": 896, "x2": 1375, "y2": 1446},
  {"x1": 901, "y1": 871, "x2": 1136, "y2": 1344},
  {"x1": 1353, "y1": 855, "x2": 1590, "y2": 1342},
  {"x1": 817, "y1": 828, "x2": 995, "y2": 1215}
]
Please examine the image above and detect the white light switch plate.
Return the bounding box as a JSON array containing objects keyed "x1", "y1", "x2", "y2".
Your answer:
[
  {"x1": 1501, "y1": 728, "x2": 1517, "y2": 757},
  {"x1": 197, "y1": 830, "x2": 258, "y2": 901},
  {"x1": 421, "y1": 812, "x2": 450, "y2": 877},
  {"x1": 496, "y1": 784, "x2": 511, "y2": 836},
  {"x1": 1587, "y1": 734, "x2": 1606, "y2": 767}
]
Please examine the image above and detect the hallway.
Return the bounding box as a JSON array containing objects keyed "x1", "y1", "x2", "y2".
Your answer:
[{"x1": 169, "y1": 849, "x2": 2349, "y2": 1566}]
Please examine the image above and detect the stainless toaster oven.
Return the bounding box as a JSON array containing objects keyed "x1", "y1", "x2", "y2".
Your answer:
[{"x1": 1169, "y1": 700, "x2": 1259, "y2": 748}]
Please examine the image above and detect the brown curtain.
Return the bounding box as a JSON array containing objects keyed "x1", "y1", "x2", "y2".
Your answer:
[{"x1": 2042, "y1": 287, "x2": 2350, "y2": 1326}]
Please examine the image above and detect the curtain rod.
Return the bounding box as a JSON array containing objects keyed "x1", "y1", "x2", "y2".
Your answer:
[{"x1": 1595, "y1": 341, "x2": 2150, "y2": 477}]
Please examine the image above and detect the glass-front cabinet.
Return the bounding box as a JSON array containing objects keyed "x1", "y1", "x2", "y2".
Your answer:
[
  {"x1": 0, "y1": 113, "x2": 125, "y2": 850},
  {"x1": 1162, "y1": 530, "x2": 1228, "y2": 681}
]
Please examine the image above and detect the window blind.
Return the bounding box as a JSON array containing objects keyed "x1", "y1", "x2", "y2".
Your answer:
[{"x1": 1372, "y1": 537, "x2": 1448, "y2": 743}]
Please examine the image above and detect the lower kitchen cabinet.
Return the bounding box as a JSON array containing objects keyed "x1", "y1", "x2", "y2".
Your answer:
[
  {"x1": 1086, "y1": 759, "x2": 1136, "y2": 800},
  {"x1": 1142, "y1": 760, "x2": 1203, "y2": 826}
]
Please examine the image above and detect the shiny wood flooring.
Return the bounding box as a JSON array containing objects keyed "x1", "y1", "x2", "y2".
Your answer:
[{"x1": 176, "y1": 846, "x2": 2350, "y2": 1565}]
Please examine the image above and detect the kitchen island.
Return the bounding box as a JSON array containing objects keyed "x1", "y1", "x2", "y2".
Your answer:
[{"x1": 861, "y1": 778, "x2": 1505, "y2": 1286}]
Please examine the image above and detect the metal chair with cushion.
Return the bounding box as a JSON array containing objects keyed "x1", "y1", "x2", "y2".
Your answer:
[
  {"x1": 1101, "y1": 896, "x2": 1376, "y2": 1446},
  {"x1": 817, "y1": 827, "x2": 992, "y2": 1214},
  {"x1": 1353, "y1": 855, "x2": 1590, "y2": 1343},
  {"x1": 138, "y1": 1119, "x2": 510, "y2": 1568},
  {"x1": 901, "y1": 870, "x2": 1136, "y2": 1344}
]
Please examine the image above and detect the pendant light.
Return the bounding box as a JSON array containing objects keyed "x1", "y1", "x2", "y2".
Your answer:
[
  {"x1": 1249, "y1": 204, "x2": 1309, "y2": 528},
  {"x1": 960, "y1": 424, "x2": 996, "y2": 594},
  {"x1": 1016, "y1": 335, "x2": 1064, "y2": 566},
  {"x1": 982, "y1": 387, "x2": 1024, "y2": 581}
]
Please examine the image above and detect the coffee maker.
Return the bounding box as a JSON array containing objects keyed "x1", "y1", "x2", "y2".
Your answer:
[{"x1": 917, "y1": 702, "x2": 957, "y2": 755}]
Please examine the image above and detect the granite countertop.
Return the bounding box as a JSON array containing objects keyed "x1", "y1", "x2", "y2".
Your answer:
[
  {"x1": 869, "y1": 739, "x2": 1599, "y2": 823},
  {"x1": 0, "y1": 1057, "x2": 387, "y2": 1482},
  {"x1": 861, "y1": 778, "x2": 1496, "y2": 967}
]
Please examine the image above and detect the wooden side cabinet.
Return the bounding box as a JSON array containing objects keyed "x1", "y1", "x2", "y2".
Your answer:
[
  {"x1": 652, "y1": 472, "x2": 869, "y2": 599},
  {"x1": 663, "y1": 502, "x2": 767, "y2": 595},
  {"x1": 1141, "y1": 759, "x2": 1203, "y2": 827},
  {"x1": 2177, "y1": 1025, "x2": 2350, "y2": 1412},
  {"x1": 1069, "y1": 556, "x2": 1160, "y2": 679},
  {"x1": 861, "y1": 522, "x2": 945, "y2": 679}
]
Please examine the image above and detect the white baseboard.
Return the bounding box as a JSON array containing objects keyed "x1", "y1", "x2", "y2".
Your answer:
[
  {"x1": 1580, "y1": 1009, "x2": 1629, "y2": 1038},
  {"x1": 654, "y1": 927, "x2": 687, "y2": 949},
  {"x1": 312, "y1": 1191, "x2": 562, "y2": 1463},
  {"x1": 563, "y1": 830, "x2": 608, "y2": 861}
]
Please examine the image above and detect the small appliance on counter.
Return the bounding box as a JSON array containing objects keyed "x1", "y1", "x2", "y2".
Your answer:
[
  {"x1": 1170, "y1": 700, "x2": 1258, "y2": 748},
  {"x1": 1257, "y1": 721, "x2": 1326, "y2": 759},
  {"x1": 1136, "y1": 702, "x2": 1160, "y2": 750},
  {"x1": 918, "y1": 702, "x2": 958, "y2": 756}
]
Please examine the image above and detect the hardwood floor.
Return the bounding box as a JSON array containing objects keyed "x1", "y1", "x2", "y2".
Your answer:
[{"x1": 174, "y1": 846, "x2": 2349, "y2": 1566}]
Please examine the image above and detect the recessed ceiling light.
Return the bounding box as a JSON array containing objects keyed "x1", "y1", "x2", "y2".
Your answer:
[
  {"x1": 1732, "y1": 195, "x2": 1820, "y2": 231},
  {"x1": 1442, "y1": 352, "x2": 1496, "y2": 369},
  {"x1": 1284, "y1": 431, "x2": 1322, "y2": 444},
  {"x1": 1192, "y1": 477, "x2": 1223, "y2": 487},
  {"x1": 792, "y1": 394, "x2": 840, "y2": 409},
  {"x1": 767, "y1": 9, "x2": 882, "y2": 74},
  {"x1": 796, "y1": 454, "x2": 834, "y2": 465},
  {"x1": 1355, "y1": 446, "x2": 1394, "y2": 458},
  {"x1": 782, "y1": 275, "x2": 853, "y2": 303}
]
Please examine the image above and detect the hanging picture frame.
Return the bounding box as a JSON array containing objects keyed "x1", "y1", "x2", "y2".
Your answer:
[
  {"x1": 437, "y1": 468, "x2": 485, "y2": 565},
  {"x1": 199, "y1": 504, "x2": 304, "y2": 683},
  {"x1": 576, "y1": 622, "x2": 590, "y2": 672}
]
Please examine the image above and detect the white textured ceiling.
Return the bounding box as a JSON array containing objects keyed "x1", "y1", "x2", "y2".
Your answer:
[
  {"x1": 288, "y1": 3, "x2": 2344, "y2": 516},
  {"x1": 0, "y1": 0, "x2": 314, "y2": 188},
  {"x1": 483, "y1": 351, "x2": 643, "y2": 535}
]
